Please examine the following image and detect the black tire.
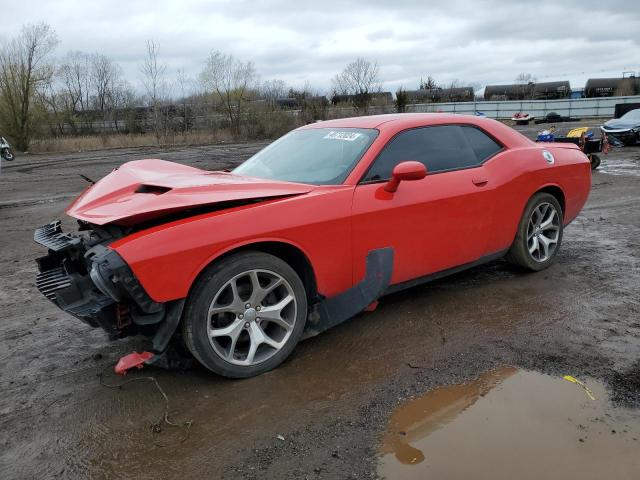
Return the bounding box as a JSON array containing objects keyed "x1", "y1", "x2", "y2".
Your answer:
[
  {"x1": 589, "y1": 154, "x2": 601, "y2": 170},
  {"x1": 507, "y1": 192, "x2": 564, "y2": 271},
  {"x1": 1, "y1": 148, "x2": 14, "y2": 161},
  {"x1": 182, "y1": 251, "x2": 307, "y2": 378}
]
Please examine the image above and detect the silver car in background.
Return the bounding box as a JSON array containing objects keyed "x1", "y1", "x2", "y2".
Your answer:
[{"x1": 601, "y1": 109, "x2": 640, "y2": 146}]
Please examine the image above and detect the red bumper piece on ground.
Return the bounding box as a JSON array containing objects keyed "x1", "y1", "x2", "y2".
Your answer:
[
  {"x1": 364, "y1": 301, "x2": 379, "y2": 312},
  {"x1": 115, "y1": 351, "x2": 155, "y2": 375}
]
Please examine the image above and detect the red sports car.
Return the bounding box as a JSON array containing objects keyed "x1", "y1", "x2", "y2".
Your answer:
[{"x1": 34, "y1": 114, "x2": 591, "y2": 377}]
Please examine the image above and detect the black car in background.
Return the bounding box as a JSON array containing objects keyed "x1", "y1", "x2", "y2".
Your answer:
[
  {"x1": 601, "y1": 109, "x2": 640, "y2": 145},
  {"x1": 534, "y1": 111, "x2": 580, "y2": 124}
]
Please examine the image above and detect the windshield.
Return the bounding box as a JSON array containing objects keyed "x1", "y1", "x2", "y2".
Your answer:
[
  {"x1": 233, "y1": 128, "x2": 378, "y2": 185},
  {"x1": 621, "y1": 109, "x2": 640, "y2": 121}
]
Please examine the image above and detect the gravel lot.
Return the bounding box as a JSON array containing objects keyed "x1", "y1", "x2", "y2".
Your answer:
[{"x1": 1, "y1": 121, "x2": 639, "y2": 479}]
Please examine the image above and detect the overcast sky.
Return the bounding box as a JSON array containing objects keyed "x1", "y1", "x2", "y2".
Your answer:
[{"x1": 2, "y1": 0, "x2": 639, "y2": 95}]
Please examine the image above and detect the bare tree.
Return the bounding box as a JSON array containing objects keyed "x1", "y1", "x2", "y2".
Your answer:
[
  {"x1": 0, "y1": 22, "x2": 58, "y2": 150},
  {"x1": 140, "y1": 40, "x2": 168, "y2": 143},
  {"x1": 59, "y1": 51, "x2": 92, "y2": 113},
  {"x1": 175, "y1": 68, "x2": 194, "y2": 135},
  {"x1": 200, "y1": 51, "x2": 257, "y2": 135},
  {"x1": 110, "y1": 79, "x2": 136, "y2": 132},
  {"x1": 419, "y1": 75, "x2": 438, "y2": 90},
  {"x1": 91, "y1": 54, "x2": 121, "y2": 112},
  {"x1": 37, "y1": 74, "x2": 66, "y2": 136},
  {"x1": 261, "y1": 79, "x2": 288, "y2": 106},
  {"x1": 53, "y1": 51, "x2": 129, "y2": 135},
  {"x1": 514, "y1": 72, "x2": 536, "y2": 99},
  {"x1": 331, "y1": 58, "x2": 381, "y2": 112},
  {"x1": 515, "y1": 72, "x2": 536, "y2": 84}
]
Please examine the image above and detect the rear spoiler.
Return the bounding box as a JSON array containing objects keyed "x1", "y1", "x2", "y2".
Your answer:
[{"x1": 536, "y1": 142, "x2": 580, "y2": 150}]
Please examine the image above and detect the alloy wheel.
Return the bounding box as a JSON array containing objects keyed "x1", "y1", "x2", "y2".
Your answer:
[
  {"x1": 207, "y1": 269, "x2": 297, "y2": 366},
  {"x1": 527, "y1": 202, "x2": 560, "y2": 262}
]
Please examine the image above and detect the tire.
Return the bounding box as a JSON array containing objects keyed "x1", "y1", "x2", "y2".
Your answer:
[
  {"x1": 589, "y1": 154, "x2": 601, "y2": 170},
  {"x1": 1, "y1": 148, "x2": 14, "y2": 161},
  {"x1": 182, "y1": 251, "x2": 307, "y2": 378},
  {"x1": 507, "y1": 193, "x2": 563, "y2": 271}
]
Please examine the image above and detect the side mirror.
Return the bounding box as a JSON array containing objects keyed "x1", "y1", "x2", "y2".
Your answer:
[{"x1": 384, "y1": 161, "x2": 427, "y2": 192}]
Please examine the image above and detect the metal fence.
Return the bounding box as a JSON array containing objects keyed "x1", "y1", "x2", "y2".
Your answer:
[{"x1": 404, "y1": 95, "x2": 640, "y2": 119}]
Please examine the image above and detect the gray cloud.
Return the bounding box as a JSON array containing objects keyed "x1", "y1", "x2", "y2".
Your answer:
[{"x1": 2, "y1": 0, "x2": 638, "y2": 94}]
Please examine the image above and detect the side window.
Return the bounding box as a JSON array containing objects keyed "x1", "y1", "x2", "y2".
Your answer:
[
  {"x1": 460, "y1": 126, "x2": 503, "y2": 162},
  {"x1": 363, "y1": 125, "x2": 480, "y2": 181}
]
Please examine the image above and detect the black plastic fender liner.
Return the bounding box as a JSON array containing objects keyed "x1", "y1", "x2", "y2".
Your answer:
[
  {"x1": 151, "y1": 299, "x2": 186, "y2": 353},
  {"x1": 303, "y1": 247, "x2": 394, "y2": 338}
]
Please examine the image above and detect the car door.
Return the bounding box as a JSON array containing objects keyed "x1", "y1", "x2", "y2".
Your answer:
[{"x1": 350, "y1": 124, "x2": 503, "y2": 286}]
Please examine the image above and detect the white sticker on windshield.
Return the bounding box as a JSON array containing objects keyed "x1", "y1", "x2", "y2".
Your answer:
[{"x1": 323, "y1": 131, "x2": 362, "y2": 141}]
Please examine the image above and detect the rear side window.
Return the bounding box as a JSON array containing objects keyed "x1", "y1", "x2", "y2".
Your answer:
[
  {"x1": 364, "y1": 125, "x2": 482, "y2": 181},
  {"x1": 460, "y1": 126, "x2": 503, "y2": 162}
]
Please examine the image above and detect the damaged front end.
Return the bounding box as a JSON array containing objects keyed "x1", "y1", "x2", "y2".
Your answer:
[{"x1": 34, "y1": 220, "x2": 183, "y2": 352}]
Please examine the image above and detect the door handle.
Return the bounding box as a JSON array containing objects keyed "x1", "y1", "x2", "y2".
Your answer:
[{"x1": 472, "y1": 176, "x2": 488, "y2": 186}]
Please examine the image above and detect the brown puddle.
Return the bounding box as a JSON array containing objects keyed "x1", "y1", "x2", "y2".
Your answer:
[{"x1": 379, "y1": 367, "x2": 640, "y2": 480}]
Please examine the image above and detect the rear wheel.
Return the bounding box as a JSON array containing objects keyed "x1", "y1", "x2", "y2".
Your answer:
[
  {"x1": 507, "y1": 193, "x2": 563, "y2": 271},
  {"x1": 182, "y1": 251, "x2": 307, "y2": 378},
  {"x1": 589, "y1": 154, "x2": 601, "y2": 170}
]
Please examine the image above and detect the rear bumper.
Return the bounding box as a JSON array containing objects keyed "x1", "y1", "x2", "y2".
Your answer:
[{"x1": 34, "y1": 221, "x2": 165, "y2": 339}]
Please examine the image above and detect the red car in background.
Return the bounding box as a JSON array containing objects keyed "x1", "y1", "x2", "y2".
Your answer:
[{"x1": 34, "y1": 114, "x2": 591, "y2": 377}]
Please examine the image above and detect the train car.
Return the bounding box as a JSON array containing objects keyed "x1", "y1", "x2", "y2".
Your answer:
[
  {"x1": 331, "y1": 92, "x2": 394, "y2": 106},
  {"x1": 585, "y1": 77, "x2": 640, "y2": 98},
  {"x1": 484, "y1": 81, "x2": 571, "y2": 101},
  {"x1": 484, "y1": 83, "x2": 534, "y2": 101},
  {"x1": 532, "y1": 81, "x2": 571, "y2": 100},
  {"x1": 405, "y1": 87, "x2": 475, "y2": 104}
]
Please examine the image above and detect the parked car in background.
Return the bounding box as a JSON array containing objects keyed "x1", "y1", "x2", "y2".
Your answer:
[
  {"x1": 33, "y1": 114, "x2": 592, "y2": 378},
  {"x1": 601, "y1": 109, "x2": 640, "y2": 145},
  {"x1": 534, "y1": 112, "x2": 580, "y2": 124}
]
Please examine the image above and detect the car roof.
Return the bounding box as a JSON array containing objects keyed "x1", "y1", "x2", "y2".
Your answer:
[
  {"x1": 303, "y1": 113, "x2": 476, "y2": 129},
  {"x1": 300, "y1": 113, "x2": 532, "y2": 147}
]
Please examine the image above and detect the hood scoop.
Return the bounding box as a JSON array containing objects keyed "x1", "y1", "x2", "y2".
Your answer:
[
  {"x1": 66, "y1": 159, "x2": 314, "y2": 226},
  {"x1": 135, "y1": 184, "x2": 172, "y2": 195}
]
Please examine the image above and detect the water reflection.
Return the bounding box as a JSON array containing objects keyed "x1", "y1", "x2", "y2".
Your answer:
[{"x1": 379, "y1": 368, "x2": 640, "y2": 480}]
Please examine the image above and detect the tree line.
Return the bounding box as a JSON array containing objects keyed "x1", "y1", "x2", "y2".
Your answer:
[{"x1": 0, "y1": 22, "x2": 471, "y2": 152}]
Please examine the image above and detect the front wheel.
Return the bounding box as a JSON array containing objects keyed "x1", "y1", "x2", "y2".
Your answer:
[
  {"x1": 507, "y1": 193, "x2": 563, "y2": 271},
  {"x1": 1, "y1": 148, "x2": 14, "y2": 161},
  {"x1": 182, "y1": 251, "x2": 307, "y2": 378}
]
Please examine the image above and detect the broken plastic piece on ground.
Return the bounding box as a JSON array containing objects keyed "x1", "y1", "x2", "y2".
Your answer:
[
  {"x1": 365, "y1": 300, "x2": 379, "y2": 312},
  {"x1": 563, "y1": 375, "x2": 596, "y2": 400},
  {"x1": 115, "y1": 351, "x2": 155, "y2": 375}
]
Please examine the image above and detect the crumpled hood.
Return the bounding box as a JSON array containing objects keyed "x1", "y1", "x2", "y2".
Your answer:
[{"x1": 66, "y1": 159, "x2": 315, "y2": 225}]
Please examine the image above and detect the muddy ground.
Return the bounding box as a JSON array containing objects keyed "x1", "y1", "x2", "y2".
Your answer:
[{"x1": 1, "y1": 121, "x2": 639, "y2": 479}]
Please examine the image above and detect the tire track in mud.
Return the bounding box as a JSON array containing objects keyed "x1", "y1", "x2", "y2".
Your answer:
[{"x1": 0, "y1": 195, "x2": 76, "y2": 210}]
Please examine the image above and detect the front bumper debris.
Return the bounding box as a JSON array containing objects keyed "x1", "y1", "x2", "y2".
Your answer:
[
  {"x1": 34, "y1": 220, "x2": 165, "y2": 339},
  {"x1": 115, "y1": 351, "x2": 155, "y2": 375}
]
